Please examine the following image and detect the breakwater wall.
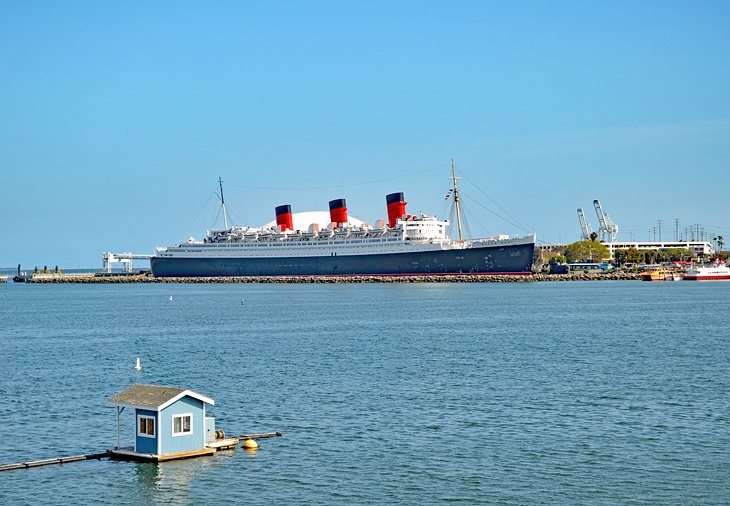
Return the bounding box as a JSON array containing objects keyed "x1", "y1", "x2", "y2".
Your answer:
[{"x1": 26, "y1": 272, "x2": 641, "y2": 283}]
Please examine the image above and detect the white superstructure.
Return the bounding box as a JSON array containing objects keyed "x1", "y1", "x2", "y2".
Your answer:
[{"x1": 155, "y1": 213, "x2": 531, "y2": 260}]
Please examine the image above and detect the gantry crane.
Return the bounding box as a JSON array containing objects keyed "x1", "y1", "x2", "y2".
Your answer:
[
  {"x1": 593, "y1": 199, "x2": 619, "y2": 242},
  {"x1": 577, "y1": 208, "x2": 593, "y2": 241}
]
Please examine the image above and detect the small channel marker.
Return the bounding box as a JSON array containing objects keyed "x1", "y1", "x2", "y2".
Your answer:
[{"x1": 135, "y1": 357, "x2": 141, "y2": 371}]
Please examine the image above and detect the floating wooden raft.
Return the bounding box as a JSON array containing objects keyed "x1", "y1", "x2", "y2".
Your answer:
[{"x1": 0, "y1": 452, "x2": 108, "y2": 472}]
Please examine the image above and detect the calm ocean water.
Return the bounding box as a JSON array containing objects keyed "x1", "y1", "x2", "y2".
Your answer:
[{"x1": 0, "y1": 281, "x2": 728, "y2": 505}]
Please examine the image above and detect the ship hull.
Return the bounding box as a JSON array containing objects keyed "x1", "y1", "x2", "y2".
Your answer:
[
  {"x1": 684, "y1": 274, "x2": 730, "y2": 280},
  {"x1": 683, "y1": 266, "x2": 730, "y2": 280},
  {"x1": 150, "y1": 241, "x2": 535, "y2": 277}
]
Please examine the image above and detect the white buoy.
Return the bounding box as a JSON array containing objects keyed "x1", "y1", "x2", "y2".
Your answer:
[
  {"x1": 135, "y1": 357, "x2": 142, "y2": 371},
  {"x1": 169, "y1": 295, "x2": 173, "y2": 301}
]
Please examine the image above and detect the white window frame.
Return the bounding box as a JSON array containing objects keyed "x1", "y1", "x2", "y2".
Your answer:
[
  {"x1": 172, "y1": 413, "x2": 193, "y2": 437},
  {"x1": 138, "y1": 414, "x2": 156, "y2": 438}
]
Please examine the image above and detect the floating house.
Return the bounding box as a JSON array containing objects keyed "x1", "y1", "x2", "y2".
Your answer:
[{"x1": 108, "y1": 384, "x2": 238, "y2": 462}]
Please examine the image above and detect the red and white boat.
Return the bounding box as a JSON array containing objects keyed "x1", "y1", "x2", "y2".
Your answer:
[{"x1": 683, "y1": 263, "x2": 730, "y2": 280}]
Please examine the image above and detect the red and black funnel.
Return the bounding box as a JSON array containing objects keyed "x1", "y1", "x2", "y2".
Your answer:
[
  {"x1": 275, "y1": 204, "x2": 294, "y2": 231},
  {"x1": 386, "y1": 192, "x2": 407, "y2": 227},
  {"x1": 329, "y1": 198, "x2": 348, "y2": 226}
]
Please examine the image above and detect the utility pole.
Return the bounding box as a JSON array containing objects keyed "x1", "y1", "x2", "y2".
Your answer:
[
  {"x1": 674, "y1": 218, "x2": 679, "y2": 241},
  {"x1": 657, "y1": 220, "x2": 662, "y2": 242}
]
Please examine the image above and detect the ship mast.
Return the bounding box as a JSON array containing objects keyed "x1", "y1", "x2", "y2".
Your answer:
[
  {"x1": 218, "y1": 176, "x2": 229, "y2": 229},
  {"x1": 450, "y1": 159, "x2": 463, "y2": 242}
]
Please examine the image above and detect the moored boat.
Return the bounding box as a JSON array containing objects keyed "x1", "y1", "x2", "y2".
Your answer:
[
  {"x1": 640, "y1": 268, "x2": 676, "y2": 281},
  {"x1": 151, "y1": 163, "x2": 536, "y2": 278},
  {"x1": 683, "y1": 263, "x2": 730, "y2": 280}
]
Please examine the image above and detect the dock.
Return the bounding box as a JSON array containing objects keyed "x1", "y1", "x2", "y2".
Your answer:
[
  {"x1": 108, "y1": 436, "x2": 240, "y2": 462},
  {"x1": 0, "y1": 434, "x2": 279, "y2": 471},
  {"x1": 107, "y1": 440, "x2": 239, "y2": 462},
  {"x1": 0, "y1": 452, "x2": 108, "y2": 472}
]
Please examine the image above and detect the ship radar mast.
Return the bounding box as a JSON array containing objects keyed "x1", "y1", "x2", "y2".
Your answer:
[
  {"x1": 218, "y1": 177, "x2": 229, "y2": 229},
  {"x1": 450, "y1": 159, "x2": 464, "y2": 242}
]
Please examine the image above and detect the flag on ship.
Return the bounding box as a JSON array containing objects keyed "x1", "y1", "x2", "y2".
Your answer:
[{"x1": 444, "y1": 189, "x2": 453, "y2": 200}]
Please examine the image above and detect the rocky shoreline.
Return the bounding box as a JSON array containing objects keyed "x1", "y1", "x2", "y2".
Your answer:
[{"x1": 25, "y1": 272, "x2": 641, "y2": 283}]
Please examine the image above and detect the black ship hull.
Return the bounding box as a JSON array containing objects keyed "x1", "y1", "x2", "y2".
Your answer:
[{"x1": 150, "y1": 241, "x2": 535, "y2": 277}]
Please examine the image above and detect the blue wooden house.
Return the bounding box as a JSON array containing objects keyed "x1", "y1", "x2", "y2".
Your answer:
[{"x1": 108, "y1": 384, "x2": 237, "y2": 461}]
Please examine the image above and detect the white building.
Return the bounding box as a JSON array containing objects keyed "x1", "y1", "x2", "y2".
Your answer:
[
  {"x1": 538, "y1": 241, "x2": 714, "y2": 258},
  {"x1": 604, "y1": 241, "x2": 714, "y2": 258}
]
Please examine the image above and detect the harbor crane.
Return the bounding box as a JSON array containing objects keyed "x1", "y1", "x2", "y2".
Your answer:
[
  {"x1": 577, "y1": 208, "x2": 593, "y2": 241},
  {"x1": 593, "y1": 199, "x2": 619, "y2": 242}
]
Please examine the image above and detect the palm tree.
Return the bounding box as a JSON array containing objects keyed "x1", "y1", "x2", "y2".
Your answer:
[
  {"x1": 718, "y1": 235, "x2": 724, "y2": 252},
  {"x1": 589, "y1": 231, "x2": 598, "y2": 243}
]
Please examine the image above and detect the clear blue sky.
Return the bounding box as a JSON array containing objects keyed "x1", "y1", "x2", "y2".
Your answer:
[{"x1": 2, "y1": 1, "x2": 729, "y2": 268}]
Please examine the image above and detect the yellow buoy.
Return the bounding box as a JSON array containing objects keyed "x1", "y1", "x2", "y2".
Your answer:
[{"x1": 243, "y1": 439, "x2": 258, "y2": 449}]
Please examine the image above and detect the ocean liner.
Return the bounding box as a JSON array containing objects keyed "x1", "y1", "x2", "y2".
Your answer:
[{"x1": 150, "y1": 163, "x2": 536, "y2": 277}]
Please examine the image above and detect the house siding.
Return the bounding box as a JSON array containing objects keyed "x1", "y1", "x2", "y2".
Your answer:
[
  {"x1": 135, "y1": 409, "x2": 158, "y2": 454},
  {"x1": 160, "y1": 396, "x2": 205, "y2": 455}
]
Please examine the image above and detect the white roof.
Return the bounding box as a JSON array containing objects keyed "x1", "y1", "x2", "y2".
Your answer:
[{"x1": 262, "y1": 211, "x2": 367, "y2": 230}]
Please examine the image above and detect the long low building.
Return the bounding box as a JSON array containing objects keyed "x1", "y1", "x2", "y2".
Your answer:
[
  {"x1": 604, "y1": 241, "x2": 714, "y2": 257},
  {"x1": 538, "y1": 241, "x2": 715, "y2": 258}
]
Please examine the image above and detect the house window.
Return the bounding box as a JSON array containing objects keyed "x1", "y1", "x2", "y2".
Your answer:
[
  {"x1": 138, "y1": 415, "x2": 155, "y2": 438},
  {"x1": 172, "y1": 413, "x2": 193, "y2": 436}
]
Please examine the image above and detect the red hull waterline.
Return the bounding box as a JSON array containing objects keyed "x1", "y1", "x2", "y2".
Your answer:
[{"x1": 684, "y1": 275, "x2": 730, "y2": 280}]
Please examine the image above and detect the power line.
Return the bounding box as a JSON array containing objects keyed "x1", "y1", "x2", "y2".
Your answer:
[
  {"x1": 225, "y1": 163, "x2": 449, "y2": 191},
  {"x1": 460, "y1": 193, "x2": 531, "y2": 234},
  {"x1": 455, "y1": 164, "x2": 532, "y2": 233}
]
